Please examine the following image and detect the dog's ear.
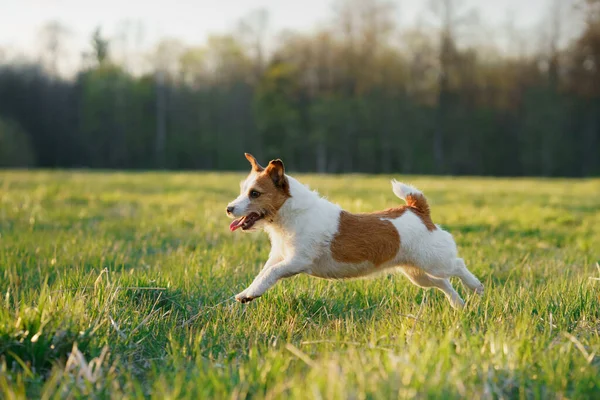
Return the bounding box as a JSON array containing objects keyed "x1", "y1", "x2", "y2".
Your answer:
[
  {"x1": 266, "y1": 159, "x2": 288, "y2": 190},
  {"x1": 245, "y1": 153, "x2": 264, "y2": 172}
]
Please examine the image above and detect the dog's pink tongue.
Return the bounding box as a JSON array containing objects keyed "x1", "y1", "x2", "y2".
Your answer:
[{"x1": 229, "y1": 217, "x2": 245, "y2": 232}]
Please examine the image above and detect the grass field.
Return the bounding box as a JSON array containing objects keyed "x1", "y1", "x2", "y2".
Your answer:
[{"x1": 0, "y1": 171, "x2": 599, "y2": 399}]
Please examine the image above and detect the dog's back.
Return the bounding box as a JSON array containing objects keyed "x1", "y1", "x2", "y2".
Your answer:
[{"x1": 300, "y1": 181, "x2": 449, "y2": 278}]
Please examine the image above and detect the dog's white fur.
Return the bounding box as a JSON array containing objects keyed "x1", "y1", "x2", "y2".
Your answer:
[{"x1": 228, "y1": 170, "x2": 483, "y2": 309}]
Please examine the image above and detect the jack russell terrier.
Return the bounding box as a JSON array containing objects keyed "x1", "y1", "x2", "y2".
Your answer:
[{"x1": 226, "y1": 153, "x2": 484, "y2": 309}]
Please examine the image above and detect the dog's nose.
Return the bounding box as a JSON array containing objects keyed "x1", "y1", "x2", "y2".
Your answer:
[{"x1": 226, "y1": 206, "x2": 235, "y2": 214}]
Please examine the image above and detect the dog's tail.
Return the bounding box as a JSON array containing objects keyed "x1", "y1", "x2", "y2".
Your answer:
[{"x1": 391, "y1": 180, "x2": 431, "y2": 216}]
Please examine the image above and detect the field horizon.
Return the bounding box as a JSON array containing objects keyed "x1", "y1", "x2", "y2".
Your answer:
[{"x1": 0, "y1": 171, "x2": 599, "y2": 399}]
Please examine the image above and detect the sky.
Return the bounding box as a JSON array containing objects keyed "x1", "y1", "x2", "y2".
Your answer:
[{"x1": 0, "y1": 0, "x2": 556, "y2": 72}]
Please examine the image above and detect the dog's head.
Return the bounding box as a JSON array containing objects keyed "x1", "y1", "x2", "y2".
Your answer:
[{"x1": 226, "y1": 153, "x2": 291, "y2": 232}]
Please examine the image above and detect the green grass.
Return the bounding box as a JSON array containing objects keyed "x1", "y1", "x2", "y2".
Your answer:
[{"x1": 0, "y1": 171, "x2": 599, "y2": 399}]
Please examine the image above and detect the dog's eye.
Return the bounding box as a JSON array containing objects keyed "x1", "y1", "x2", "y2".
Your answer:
[{"x1": 249, "y1": 190, "x2": 261, "y2": 199}]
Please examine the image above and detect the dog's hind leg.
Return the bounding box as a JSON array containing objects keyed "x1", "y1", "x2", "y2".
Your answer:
[
  {"x1": 401, "y1": 266, "x2": 464, "y2": 309},
  {"x1": 453, "y1": 258, "x2": 484, "y2": 295}
]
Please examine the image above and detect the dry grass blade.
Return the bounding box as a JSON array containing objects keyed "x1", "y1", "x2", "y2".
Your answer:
[
  {"x1": 407, "y1": 292, "x2": 427, "y2": 342},
  {"x1": 285, "y1": 343, "x2": 316, "y2": 368},
  {"x1": 181, "y1": 295, "x2": 237, "y2": 327},
  {"x1": 108, "y1": 314, "x2": 127, "y2": 340},
  {"x1": 563, "y1": 333, "x2": 596, "y2": 364}
]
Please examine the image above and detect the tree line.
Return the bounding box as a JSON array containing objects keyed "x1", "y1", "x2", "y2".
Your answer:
[{"x1": 0, "y1": 0, "x2": 599, "y2": 176}]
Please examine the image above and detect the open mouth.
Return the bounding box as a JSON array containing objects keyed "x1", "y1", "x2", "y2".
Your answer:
[{"x1": 229, "y1": 212, "x2": 264, "y2": 232}]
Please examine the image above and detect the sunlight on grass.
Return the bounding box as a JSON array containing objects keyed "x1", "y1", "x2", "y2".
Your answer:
[{"x1": 0, "y1": 171, "x2": 599, "y2": 398}]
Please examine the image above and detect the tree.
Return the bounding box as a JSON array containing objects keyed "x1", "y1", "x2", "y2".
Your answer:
[
  {"x1": 0, "y1": 117, "x2": 35, "y2": 167},
  {"x1": 37, "y1": 21, "x2": 70, "y2": 76},
  {"x1": 567, "y1": 0, "x2": 600, "y2": 175},
  {"x1": 428, "y1": 0, "x2": 477, "y2": 173},
  {"x1": 254, "y1": 60, "x2": 301, "y2": 165},
  {"x1": 92, "y1": 27, "x2": 110, "y2": 65},
  {"x1": 237, "y1": 9, "x2": 270, "y2": 81}
]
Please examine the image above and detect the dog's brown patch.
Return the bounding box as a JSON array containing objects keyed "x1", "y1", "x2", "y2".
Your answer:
[
  {"x1": 330, "y1": 211, "x2": 401, "y2": 266},
  {"x1": 330, "y1": 200, "x2": 437, "y2": 266},
  {"x1": 371, "y1": 207, "x2": 408, "y2": 219},
  {"x1": 245, "y1": 159, "x2": 291, "y2": 219},
  {"x1": 371, "y1": 203, "x2": 436, "y2": 232},
  {"x1": 404, "y1": 193, "x2": 436, "y2": 231}
]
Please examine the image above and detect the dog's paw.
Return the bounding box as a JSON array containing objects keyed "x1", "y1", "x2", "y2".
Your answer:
[
  {"x1": 235, "y1": 292, "x2": 257, "y2": 304},
  {"x1": 474, "y1": 283, "x2": 484, "y2": 295}
]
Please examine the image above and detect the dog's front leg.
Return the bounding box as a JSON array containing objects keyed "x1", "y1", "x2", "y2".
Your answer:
[
  {"x1": 235, "y1": 258, "x2": 308, "y2": 303},
  {"x1": 236, "y1": 252, "x2": 282, "y2": 298}
]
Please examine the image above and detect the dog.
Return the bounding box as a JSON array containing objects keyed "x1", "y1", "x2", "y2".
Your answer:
[{"x1": 226, "y1": 153, "x2": 484, "y2": 309}]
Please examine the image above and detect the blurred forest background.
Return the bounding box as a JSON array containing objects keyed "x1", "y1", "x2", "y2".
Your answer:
[{"x1": 0, "y1": 0, "x2": 599, "y2": 176}]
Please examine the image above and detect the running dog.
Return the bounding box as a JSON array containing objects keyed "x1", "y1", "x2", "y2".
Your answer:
[{"x1": 226, "y1": 153, "x2": 484, "y2": 308}]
